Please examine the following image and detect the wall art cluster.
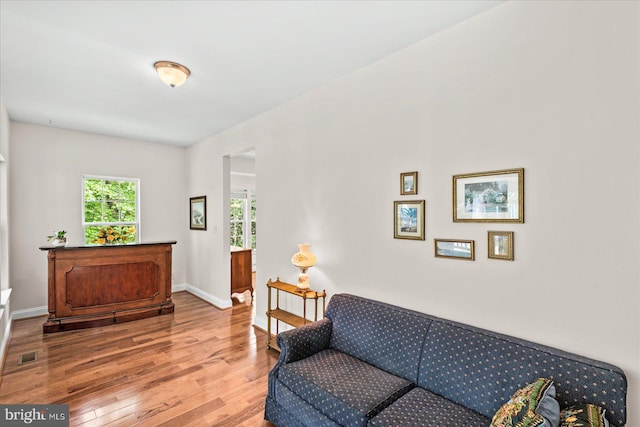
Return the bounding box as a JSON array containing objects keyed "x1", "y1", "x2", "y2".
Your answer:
[{"x1": 394, "y1": 168, "x2": 524, "y2": 261}]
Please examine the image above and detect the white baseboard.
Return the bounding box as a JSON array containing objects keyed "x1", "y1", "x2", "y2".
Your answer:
[
  {"x1": 12, "y1": 306, "x2": 47, "y2": 320},
  {"x1": 172, "y1": 283, "x2": 187, "y2": 292},
  {"x1": 5, "y1": 286, "x2": 232, "y2": 320},
  {"x1": 176, "y1": 283, "x2": 233, "y2": 310},
  {"x1": 253, "y1": 316, "x2": 268, "y2": 333}
]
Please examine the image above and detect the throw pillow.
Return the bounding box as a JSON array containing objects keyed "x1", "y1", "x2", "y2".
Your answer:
[
  {"x1": 560, "y1": 404, "x2": 609, "y2": 427},
  {"x1": 490, "y1": 378, "x2": 560, "y2": 427}
]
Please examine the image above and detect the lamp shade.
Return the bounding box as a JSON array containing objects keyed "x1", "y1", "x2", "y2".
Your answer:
[
  {"x1": 291, "y1": 243, "x2": 317, "y2": 269},
  {"x1": 154, "y1": 61, "x2": 190, "y2": 88}
]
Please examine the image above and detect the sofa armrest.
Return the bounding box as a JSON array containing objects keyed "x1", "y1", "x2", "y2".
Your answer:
[
  {"x1": 277, "y1": 317, "x2": 333, "y2": 363},
  {"x1": 268, "y1": 317, "x2": 332, "y2": 396}
]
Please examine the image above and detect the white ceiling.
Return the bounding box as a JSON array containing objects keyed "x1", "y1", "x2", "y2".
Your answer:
[{"x1": 0, "y1": 0, "x2": 503, "y2": 147}]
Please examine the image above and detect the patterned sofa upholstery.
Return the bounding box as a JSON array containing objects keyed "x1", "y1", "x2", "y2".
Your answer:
[{"x1": 264, "y1": 294, "x2": 627, "y2": 427}]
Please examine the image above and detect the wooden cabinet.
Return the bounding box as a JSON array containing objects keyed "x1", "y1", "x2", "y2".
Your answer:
[
  {"x1": 231, "y1": 248, "x2": 253, "y2": 295},
  {"x1": 40, "y1": 241, "x2": 176, "y2": 333},
  {"x1": 266, "y1": 278, "x2": 326, "y2": 351}
]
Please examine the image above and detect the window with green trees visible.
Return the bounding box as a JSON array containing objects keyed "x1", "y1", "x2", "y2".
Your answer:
[
  {"x1": 83, "y1": 176, "x2": 139, "y2": 245},
  {"x1": 230, "y1": 191, "x2": 256, "y2": 255}
]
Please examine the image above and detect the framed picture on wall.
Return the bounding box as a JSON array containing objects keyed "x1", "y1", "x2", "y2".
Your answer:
[
  {"x1": 190, "y1": 196, "x2": 207, "y2": 230},
  {"x1": 488, "y1": 231, "x2": 514, "y2": 260},
  {"x1": 434, "y1": 239, "x2": 475, "y2": 260},
  {"x1": 400, "y1": 171, "x2": 418, "y2": 195},
  {"x1": 394, "y1": 200, "x2": 425, "y2": 240},
  {"x1": 453, "y1": 168, "x2": 524, "y2": 223}
]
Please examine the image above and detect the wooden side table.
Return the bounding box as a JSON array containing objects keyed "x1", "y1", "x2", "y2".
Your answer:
[{"x1": 266, "y1": 278, "x2": 326, "y2": 351}]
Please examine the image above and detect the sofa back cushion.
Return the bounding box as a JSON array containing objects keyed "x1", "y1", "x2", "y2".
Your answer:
[
  {"x1": 418, "y1": 321, "x2": 627, "y2": 426},
  {"x1": 326, "y1": 294, "x2": 432, "y2": 383}
]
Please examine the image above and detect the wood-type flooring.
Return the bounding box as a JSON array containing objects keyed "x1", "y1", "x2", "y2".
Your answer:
[{"x1": 0, "y1": 291, "x2": 279, "y2": 426}]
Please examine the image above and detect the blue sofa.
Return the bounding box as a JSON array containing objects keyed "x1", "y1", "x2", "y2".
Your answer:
[{"x1": 265, "y1": 294, "x2": 627, "y2": 427}]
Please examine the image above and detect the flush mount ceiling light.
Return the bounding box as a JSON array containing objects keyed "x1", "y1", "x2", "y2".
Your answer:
[{"x1": 154, "y1": 61, "x2": 190, "y2": 88}]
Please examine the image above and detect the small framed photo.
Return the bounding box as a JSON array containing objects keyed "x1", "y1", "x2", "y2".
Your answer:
[
  {"x1": 394, "y1": 200, "x2": 425, "y2": 240},
  {"x1": 434, "y1": 239, "x2": 475, "y2": 260},
  {"x1": 190, "y1": 196, "x2": 207, "y2": 230},
  {"x1": 453, "y1": 168, "x2": 524, "y2": 223},
  {"x1": 400, "y1": 172, "x2": 418, "y2": 195},
  {"x1": 488, "y1": 231, "x2": 514, "y2": 260}
]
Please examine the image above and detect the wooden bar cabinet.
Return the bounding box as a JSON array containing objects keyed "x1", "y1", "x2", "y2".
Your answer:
[{"x1": 40, "y1": 241, "x2": 176, "y2": 333}]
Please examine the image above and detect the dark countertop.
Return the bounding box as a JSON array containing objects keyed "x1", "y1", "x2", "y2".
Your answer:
[{"x1": 39, "y1": 240, "x2": 177, "y2": 251}]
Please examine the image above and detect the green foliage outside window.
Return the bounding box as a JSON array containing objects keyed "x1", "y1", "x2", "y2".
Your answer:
[
  {"x1": 84, "y1": 177, "x2": 138, "y2": 244},
  {"x1": 230, "y1": 198, "x2": 244, "y2": 247},
  {"x1": 250, "y1": 198, "x2": 256, "y2": 250},
  {"x1": 230, "y1": 196, "x2": 256, "y2": 250}
]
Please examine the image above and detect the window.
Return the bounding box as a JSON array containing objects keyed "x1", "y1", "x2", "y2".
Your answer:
[
  {"x1": 230, "y1": 190, "x2": 256, "y2": 261},
  {"x1": 83, "y1": 176, "x2": 139, "y2": 244}
]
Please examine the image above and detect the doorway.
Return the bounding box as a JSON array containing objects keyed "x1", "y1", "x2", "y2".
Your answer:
[{"x1": 229, "y1": 150, "x2": 256, "y2": 305}]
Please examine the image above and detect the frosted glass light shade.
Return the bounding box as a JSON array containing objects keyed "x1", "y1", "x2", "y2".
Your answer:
[{"x1": 154, "y1": 61, "x2": 190, "y2": 88}]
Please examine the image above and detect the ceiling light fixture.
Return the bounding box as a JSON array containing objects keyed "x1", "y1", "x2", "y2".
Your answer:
[{"x1": 154, "y1": 61, "x2": 191, "y2": 88}]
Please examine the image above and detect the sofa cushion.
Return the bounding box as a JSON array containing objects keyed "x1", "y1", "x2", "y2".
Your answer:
[
  {"x1": 326, "y1": 294, "x2": 432, "y2": 382},
  {"x1": 418, "y1": 321, "x2": 627, "y2": 425},
  {"x1": 278, "y1": 349, "x2": 414, "y2": 427},
  {"x1": 271, "y1": 388, "x2": 344, "y2": 427},
  {"x1": 490, "y1": 378, "x2": 560, "y2": 427},
  {"x1": 369, "y1": 387, "x2": 490, "y2": 427}
]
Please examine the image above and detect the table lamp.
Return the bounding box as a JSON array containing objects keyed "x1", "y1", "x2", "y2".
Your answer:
[{"x1": 291, "y1": 243, "x2": 317, "y2": 289}]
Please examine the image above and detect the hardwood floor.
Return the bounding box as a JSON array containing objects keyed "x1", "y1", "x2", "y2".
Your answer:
[{"x1": 0, "y1": 292, "x2": 279, "y2": 426}]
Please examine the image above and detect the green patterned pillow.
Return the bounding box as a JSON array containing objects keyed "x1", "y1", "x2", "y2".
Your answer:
[
  {"x1": 491, "y1": 378, "x2": 560, "y2": 427},
  {"x1": 560, "y1": 404, "x2": 609, "y2": 427}
]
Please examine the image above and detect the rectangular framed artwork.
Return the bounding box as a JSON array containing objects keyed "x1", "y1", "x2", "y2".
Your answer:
[
  {"x1": 434, "y1": 239, "x2": 475, "y2": 260},
  {"x1": 190, "y1": 196, "x2": 207, "y2": 230},
  {"x1": 453, "y1": 168, "x2": 524, "y2": 223},
  {"x1": 400, "y1": 171, "x2": 418, "y2": 195},
  {"x1": 488, "y1": 231, "x2": 514, "y2": 260},
  {"x1": 394, "y1": 200, "x2": 425, "y2": 240}
]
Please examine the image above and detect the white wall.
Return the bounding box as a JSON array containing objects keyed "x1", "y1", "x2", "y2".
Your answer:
[
  {"x1": 230, "y1": 155, "x2": 256, "y2": 194},
  {"x1": 0, "y1": 99, "x2": 9, "y2": 292},
  {"x1": 9, "y1": 123, "x2": 188, "y2": 313},
  {"x1": 187, "y1": 1, "x2": 639, "y2": 424},
  {"x1": 0, "y1": 98, "x2": 11, "y2": 365}
]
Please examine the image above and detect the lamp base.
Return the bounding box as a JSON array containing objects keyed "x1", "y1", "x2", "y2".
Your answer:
[{"x1": 297, "y1": 273, "x2": 310, "y2": 289}]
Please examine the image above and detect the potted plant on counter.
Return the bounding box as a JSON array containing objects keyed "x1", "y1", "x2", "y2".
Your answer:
[{"x1": 47, "y1": 230, "x2": 67, "y2": 247}]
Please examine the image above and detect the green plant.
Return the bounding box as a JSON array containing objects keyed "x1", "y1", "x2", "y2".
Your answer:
[{"x1": 47, "y1": 230, "x2": 67, "y2": 241}]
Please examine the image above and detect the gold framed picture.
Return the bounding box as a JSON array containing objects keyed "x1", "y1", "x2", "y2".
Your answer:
[
  {"x1": 400, "y1": 171, "x2": 418, "y2": 195},
  {"x1": 488, "y1": 231, "x2": 514, "y2": 260},
  {"x1": 394, "y1": 200, "x2": 425, "y2": 240},
  {"x1": 453, "y1": 168, "x2": 524, "y2": 223},
  {"x1": 434, "y1": 239, "x2": 475, "y2": 260},
  {"x1": 433, "y1": 239, "x2": 476, "y2": 261}
]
